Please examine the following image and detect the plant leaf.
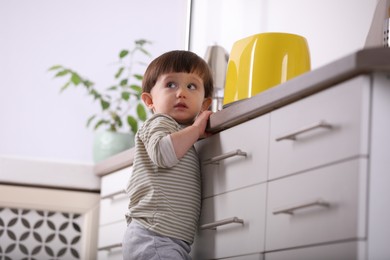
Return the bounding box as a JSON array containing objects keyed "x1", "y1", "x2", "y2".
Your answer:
[
  {"x1": 60, "y1": 81, "x2": 71, "y2": 92},
  {"x1": 114, "y1": 115, "x2": 123, "y2": 127},
  {"x1": 121, "y1": 91, "x2": 131, "y2": 101},
  {"x1": 100, "y1": 99, "x2": 110, "y2": 110},
  {"x1": 55, "y1": 69, "x2": 69, "y2": 77},
  {"x1": 90, "y1": 89, "x2": 101, "y2": 100},
  {"x1": 120, "y1": 79, "x2": 128, "y2": 86},
  {"x1": 48, "y1": 65, "x2": 63, "y2": 71},
  {"x1": 135, "y1": 39, "x2": 152, "y2": 47},
  {"x1": 137, "y1": 103, "x2": 147, "y2": 121},
  {"x1": 83, "y1": 80, "x2": 94, "y2": 87},
  {"x1": 133, "y1": 74, "x2": 143, "y2": 81},
  {"x1": 127, "y1": 116, "x2": 138, "y2": 133},
  {"x1": 139, "y1": 47, "x2": 151, "y2": 56},
  {"x1": 107, "y1": 85, "x2": 118, "y2": 91},
  {"x1": 135, "y1": 39, "x2": 147, "y2": 46},
  {"x1": 119, "y1": 50, "x2": 129, "y2": 58},
  {"x1": 86, "y1": 115, "x2": 96, "y2": 128},
  {"x1": 71, "y1": 73, "x2": 81, "y2": 85},
  {"x1": 130, "y1": 85, "x2": 142, "y2": 94},
  {"x1": 115, "y1": 67, "x2": 124, "y2": 79},
  {"x1": 94, "y1": 119, "x2": 109, "y2": 130}
]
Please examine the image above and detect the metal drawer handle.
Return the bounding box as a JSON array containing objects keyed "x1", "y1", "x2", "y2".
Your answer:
[
  {"x1": 203, "y1": 149, "x2": 247, "y2": 165},
  {"x1": 98, "y1": 243, "x2": 122, "y2": 251},
  {"x1": 200, "y1": 217, "x2": 244, "y2": 230},
  {"x1": 101, "y1": 189, "x2": 126, "y2": 200},
  {"x1": 275, "y1": 121, "x2": 333, "y2": 141},
  {"x1": 273, "y1": 199, "x2": 330, "y2": 215}
]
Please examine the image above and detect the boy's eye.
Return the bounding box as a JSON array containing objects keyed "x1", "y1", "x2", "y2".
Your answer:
[
  {"x1": 187, "y1": 84, "x2": 196, "y2": 90},
  {"x1": 167, "y1": 82, "x2": 177, "y2": 89}
]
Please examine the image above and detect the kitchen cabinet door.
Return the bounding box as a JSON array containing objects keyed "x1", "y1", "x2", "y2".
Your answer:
[
  {"x1": 269, "y1": 76, "x2": 370, "y2": 180},
  {"x1": 265, "y1": 241, "x2": 366, "y2": 260},
  {"x1": 196, "y1": 114, "x2": 269, "y2": 198},
  {"x1": 99, "y1": 166, "x2": 131, "y2": 225},
  {"x1": 266, "y1": 158, "x2": 367, "y2": 251},
  {"x1": 98, "y1": 166, "x2": 131, "y2": 257},
  {"x1": 192, "y1": 184, "x2": 267, "y2": 259}
]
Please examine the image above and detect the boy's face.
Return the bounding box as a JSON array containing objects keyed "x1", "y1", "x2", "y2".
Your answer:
[{"x1": 141, "y1": 72, "x2": 211, "y2": 125}]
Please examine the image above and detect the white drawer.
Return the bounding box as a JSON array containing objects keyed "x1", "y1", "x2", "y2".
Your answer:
[
  {"x1": 269, "y1": 76, "x2": 370, "y2": 179},
  {"x1": 265, "y1": 241, "x2": 366, "y2": 260},
  {"x1": 99, "y1": 194, "x2": 128, "y2": 225},
  {"x1": 196, "y1": 115, "x2": 269, "y2": 198},
  {"x1": 100, "y1": 166, "x2": 132, "y2": 197},
  {"x1": 98, "y1": 220, "x2": 127, "y2": 248},
  {"x1": 219, "y1": 253, "x2": 263, "y2": 260},
  {"x1": 192, "y1": 184, "x2": 267, "y2": 259},
  {"x1": 97, "y1": 246, "x2": 123, "y2": 260},
  {"x1": 265, "y1": 158, "x2": 367, "y2": 251}
]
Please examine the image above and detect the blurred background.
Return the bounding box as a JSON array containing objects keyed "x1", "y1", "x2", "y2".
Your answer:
[{"x1": 0, "y1": 0, "x2": 377, "y2": 164}]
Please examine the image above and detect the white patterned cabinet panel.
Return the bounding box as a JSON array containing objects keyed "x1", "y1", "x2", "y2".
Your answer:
[
  {"x1": 0, "y1": 184, "x2": 100, "y2": 260},
  {"x1": 192, "y1": 184, "x2": 267, "y2": 259},
  {"x1": 196, "y1": 114, "x2": 269, "y2": 198},
  {"x1": 265, "y1": 158, "x2": 368, "y2": 251},
  {"x1": 269, "y1": 76, "x2": 370, "y2": 180}
]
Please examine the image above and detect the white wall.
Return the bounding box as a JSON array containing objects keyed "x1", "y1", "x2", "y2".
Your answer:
[
  {"x1": 190, "y1": 0, "x2": 266, "y2": 58},
  {"x1": 264, "y1": 0, "x2": 377, "y2": 69},
  {"x1": 0, "y1": 0, "x2": 188, "y2": 164},
  {"x1": 190, "y1": 0, "x2": 377, "y2": 69}
]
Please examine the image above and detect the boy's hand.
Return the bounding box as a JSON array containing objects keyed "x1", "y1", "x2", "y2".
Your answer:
[
  {"x1": 170, "y1": 110, "x2": 213, "y2": 159},
  {"x1": 193, "y1": 110, "x2": 213, "y2": 139}
]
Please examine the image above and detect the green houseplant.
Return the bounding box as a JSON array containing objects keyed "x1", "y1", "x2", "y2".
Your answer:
[{"x1": 48, "y1": 39, "x2": 152, "y2": 162}]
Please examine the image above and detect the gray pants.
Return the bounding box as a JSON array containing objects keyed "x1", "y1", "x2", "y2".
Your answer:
[{"x1": 122, "y1": 220, "x2": 192, "y2": 260}]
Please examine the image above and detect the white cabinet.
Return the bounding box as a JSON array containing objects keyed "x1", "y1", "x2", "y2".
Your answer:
[
  {"x1": 269, "y1": 76, "x2": 371, "y2": 180},
  {"x1": 265, "y1": 241, "x2": 366, "y2": 260},
  {"x1": 196, "y1": 115, "x2": 269, "y2": 198},
  {"x1": 266, "y1": 158, "x2": 367, "y2": 251},
  {"x1": 193, "y1": 115, "x2": 269, "y2": 259},
  {"x1": 95, "y1": 72, "x2": 390, "y2": 259},
  {"x1": 97, "y1": 166, "x2": 132, "y2": 260},
  {"x1": 193, "y1": 74, "x2": 390, "y2": 259},
  {"x1": 0, "y1": 184, "x2": 100, "y2": 260},
  {"x1": 366, "y1": 72, "x2": 390, "y2": 259},
  {"x1": 264, "y1": 76, "x2": 373, "y2": 258},
  {"x1": 194, "y1": 184, "x2": 267, "y2": 259},
  {"x1": 99, "y1": 167, "x2": 130, "y2": 225}
]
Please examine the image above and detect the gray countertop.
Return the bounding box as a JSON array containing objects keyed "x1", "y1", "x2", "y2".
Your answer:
[
  {"x1": 208, "y1": 47, "x2": 390, "y2": 133},
  {"x1": 95, "y1": 47, "x2": 390, "y2": 176}
]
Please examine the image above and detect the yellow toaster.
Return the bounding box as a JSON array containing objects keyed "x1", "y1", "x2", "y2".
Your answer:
[{"x1": 223, "y1": 32, "x2": 311, "y2": 106}]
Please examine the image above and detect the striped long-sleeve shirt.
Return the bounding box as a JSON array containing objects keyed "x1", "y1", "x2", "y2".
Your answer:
[{"x1": 125, "y1": 113, "x2": 201, "y2": 244}]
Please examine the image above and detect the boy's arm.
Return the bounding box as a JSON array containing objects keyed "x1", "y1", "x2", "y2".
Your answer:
[{"x1": 170, "y1": 110, "x2": 213, "y2": 159}]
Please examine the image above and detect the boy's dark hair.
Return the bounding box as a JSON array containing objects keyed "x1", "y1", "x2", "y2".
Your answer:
[{"x1": 142, "y1": 50, "x2": 214, "y2": 98}]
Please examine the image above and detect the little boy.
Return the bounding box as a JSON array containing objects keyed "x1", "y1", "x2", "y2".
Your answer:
[{"x1": 122, "y1": 50, "x2": 214, "y2": 259}]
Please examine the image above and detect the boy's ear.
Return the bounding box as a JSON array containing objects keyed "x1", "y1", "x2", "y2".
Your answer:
[
  {"x1": 141, "y1": 93, "x2": 154, "y2": 109},
  {"x1": 201, "y1": 97, "x2": 212, "y2": 112}
]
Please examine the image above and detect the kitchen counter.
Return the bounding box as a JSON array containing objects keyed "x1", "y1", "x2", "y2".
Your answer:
[
  {"x1": 94, "y1": 47, "x2": 390, "y2": 177},
  {"x1": 0, "y1": 156, "x2": 100, "y2": 191}
]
